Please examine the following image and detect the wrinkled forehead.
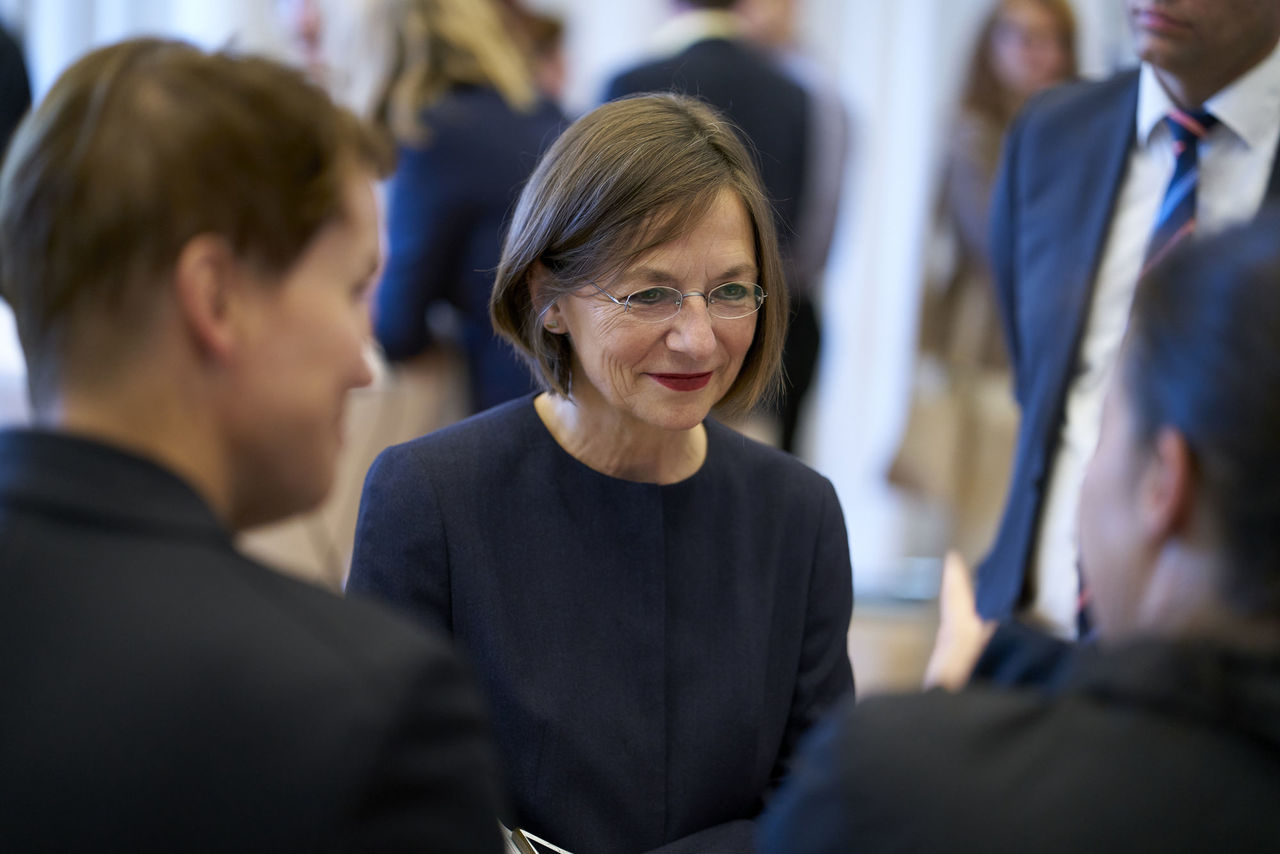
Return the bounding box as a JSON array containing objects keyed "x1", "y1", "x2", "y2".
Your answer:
[{"x1": 603, "y1": 186, "x2": 754, "y2": 271}]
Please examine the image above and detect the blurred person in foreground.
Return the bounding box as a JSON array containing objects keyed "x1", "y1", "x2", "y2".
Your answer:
[
  {"x1": 892, "y1": 0, "x2": 1077, "y2": 562},
  {"x1": 372, "y1": 0, "x2": 565, "y2": 414},
  {"x1": 760, "y1": 216, "x2": 1280, "y2": 852},
  {"x1": 349, "y1": 93, "x2": 854, "y2": 854},
  {"x1": 0, "y1": 38, "x2": 501, "y2": 852}
]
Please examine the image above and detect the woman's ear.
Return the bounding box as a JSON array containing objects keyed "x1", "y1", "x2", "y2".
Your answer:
[
  {"x1": 1139, "y1": 426, "x2": 1195, "y2": 543},
  {"x1": 530, "y1": 262, "x2": 566, "y2": 334}
]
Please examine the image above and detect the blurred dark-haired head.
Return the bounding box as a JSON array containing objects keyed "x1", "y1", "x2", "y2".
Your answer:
[{"x1": 1120, "y1": 212, "x2": 1280, "y2": 619}]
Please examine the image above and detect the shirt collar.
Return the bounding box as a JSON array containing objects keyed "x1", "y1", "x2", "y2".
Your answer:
[{"x1": 1137, "y1": 36, "x2": 1280, "y2": 150}]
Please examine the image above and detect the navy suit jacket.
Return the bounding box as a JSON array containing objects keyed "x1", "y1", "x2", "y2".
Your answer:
[
  {"x1": 375, "y1": 86, "x2": 564, "y2": 413},
  {"x1": 605, "y1": 37, "x2": 809, "y2": 271},
  {"x1": 0, "y1": 430, "x2": 503, "y2": 852},
  {"x1": 976, "y1": 70, "x2": 1280, "y2": 619}
]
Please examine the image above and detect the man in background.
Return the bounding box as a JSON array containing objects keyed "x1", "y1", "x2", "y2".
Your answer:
[
  {"x1": 978, "y1": 0, "x2": 1280, "y2": 635},
  {"x1": 606, "y1": 0, "x2": 832, "y2": 454},
  {"x1": 0, "y1": 38, "x2": 501, "y2": 851}
]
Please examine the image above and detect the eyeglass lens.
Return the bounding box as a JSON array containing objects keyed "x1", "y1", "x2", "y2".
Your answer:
[{"x1": 623, "y1": 283, "x2": 764, "y2": 321}]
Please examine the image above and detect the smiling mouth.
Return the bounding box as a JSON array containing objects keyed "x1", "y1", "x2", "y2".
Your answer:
[{"x1": 649, "y1": 372, "x2": 713, "y2": 391}]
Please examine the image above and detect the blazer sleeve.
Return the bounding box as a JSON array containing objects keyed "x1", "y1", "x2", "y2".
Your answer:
[
  {"x1": 755, "y1": 705, "x2": 852, "y2": 854},
  {"x1": 347, "y1": 445, "x2": 452, "y2": 635},
  {"x1": 989, "y1": 108, "x2": 1026, "y2": 401},
  {"x1": 773, "y1": 480, "x2": 855, "y2": 787},
  {"x1": 333, "y1": 634, "x2": 505, "y2": 853}
]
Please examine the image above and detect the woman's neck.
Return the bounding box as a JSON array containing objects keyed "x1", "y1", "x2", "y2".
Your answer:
[{"x1": 534, "y1": 392, "x2": 707, "y2": 484}]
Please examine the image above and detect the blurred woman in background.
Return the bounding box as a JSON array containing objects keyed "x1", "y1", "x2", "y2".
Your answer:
[
  {"x1": 373, "y1": 0, "x2": 565, "y2": 413},
  {"x1": 892, "y1": 0, "x2": 1077, "y2": 560}
]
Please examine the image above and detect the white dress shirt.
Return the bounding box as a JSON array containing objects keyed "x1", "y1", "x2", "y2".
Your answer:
[{"x1": 1028, "y1": 40, "x2": 1280, "y2": 636}]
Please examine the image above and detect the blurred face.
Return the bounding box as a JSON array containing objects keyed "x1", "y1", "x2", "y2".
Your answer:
[
  {"x1": 991, "y1": 1, "x2": 1072, "y2": 98},
  {"x1": 225, "y1": 167, "x2": 379, "y2": 528},
  {"x1": 1125, "y1": 0, "x2": 1280, "y2": 79},
  {"x1": 1077, "y1": 365, "x2": 1150, "y2": 639},
  {"x1": 549, "y1": 188, "x2": 759, "y2": 434},
  {"x1": 737, "y1": 0, "x2": 798, "y2": 49},
  {"x1": 277, "y1": 0, "x2": 324, "y2": 62}
]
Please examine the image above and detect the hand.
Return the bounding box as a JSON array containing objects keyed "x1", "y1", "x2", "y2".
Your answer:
[{"x1": 923, "y1": 551, "x2": 995, "y2": 691}]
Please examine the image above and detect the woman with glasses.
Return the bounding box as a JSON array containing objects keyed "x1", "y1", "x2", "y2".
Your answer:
[{"x1": 348, "y1": 93, "x2": 854, "y2": 853}]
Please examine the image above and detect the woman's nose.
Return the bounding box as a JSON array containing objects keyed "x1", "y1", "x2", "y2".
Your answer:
[{"x1": 666, "y1": 295, "x2": 717, "y2": 358}]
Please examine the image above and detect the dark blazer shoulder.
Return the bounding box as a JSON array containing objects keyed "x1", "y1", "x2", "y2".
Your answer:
[
  {"x1": 706, "y1": 419, "x2": 828, "y2": 485},
  {"x1": 1013, "y1": 69, "x2": 1139, "y2": 148},
  {"x1": 238, "y1": 551, "x2": 458, "y2": 675},
  {"x1": 605, "y1": 38, "x2": 805, "y2": 103},
  {"x1": 380, "y1": 395, "x2": 535, "y2": 467}
]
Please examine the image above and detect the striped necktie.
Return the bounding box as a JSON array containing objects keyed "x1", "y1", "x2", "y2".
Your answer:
[{"x1": 1143, "y1": 108, "x2": 1219, "y2": 273}]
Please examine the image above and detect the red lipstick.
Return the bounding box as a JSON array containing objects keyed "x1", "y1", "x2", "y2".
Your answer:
[{"x1": 649, "y1": 372, "x2": 713, "y2": 391}]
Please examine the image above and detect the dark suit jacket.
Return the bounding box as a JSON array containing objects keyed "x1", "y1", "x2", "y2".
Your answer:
[
  {"x1": 977, "y1": 71, "x2": 1280, "y2": 618},
  {"x1": 605, "y1": 37, "x2": 809, "y2": 271},
  {"x1": 0, "y1": 430, "x2": 503, "y2": 852},
  {"x1": 759, "y1": 638, "x2": 1280, "y2": 853},
  {"x1": 375, "y1": 86, "x2": 564, "y2": 413}
]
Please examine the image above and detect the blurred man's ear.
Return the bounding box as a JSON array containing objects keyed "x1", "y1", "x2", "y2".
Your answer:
[
  {"x1": 1140, "y1": 427, "x2": 1195, "y2": 543},
  {"x1": 172, "y1": 234, "x2": 243, "y2": 361}
]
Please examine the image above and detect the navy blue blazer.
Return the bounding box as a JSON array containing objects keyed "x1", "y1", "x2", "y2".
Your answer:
[
  {"x1": 375, "y1": 86, "x2": 565, "y2": 413},
  {"x1": 348, "y1": 396, "x2": 854, "y2": 854},
  {"x1": 0, "y1": 430, "x2": 503, "y2": 852},
  {"x1": 976, "y1": 71, "x2": 1280, "y2": 619},
  {"x1": 605, "y1": 38, "x2": 809, "y2": 271}
]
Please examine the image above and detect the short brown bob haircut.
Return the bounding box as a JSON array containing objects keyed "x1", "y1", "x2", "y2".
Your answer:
[
  {"x1": 0, "y1": 38, "x2": 392, "y2": 409},
  {"x1": 490, "y1": 93, "x2": 789, "y2": 417}
]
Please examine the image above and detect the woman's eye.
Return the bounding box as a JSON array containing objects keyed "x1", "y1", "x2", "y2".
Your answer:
[
  {"x1": 630, "y1": 288, "x2": 671, "y2": 305},
  {"x1": 716, "y1": 283, "x2": 749, "y2": 300}
]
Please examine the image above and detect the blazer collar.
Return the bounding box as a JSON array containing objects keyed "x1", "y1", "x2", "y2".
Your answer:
[
  {"x1": 0, "y1": 428, "x2": 230, "y2": 544},
  {"x1": 1067, "y1": 639, "x2": 1280, "y2": 747}
]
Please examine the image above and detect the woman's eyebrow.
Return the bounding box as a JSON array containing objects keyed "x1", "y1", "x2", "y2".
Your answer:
[{"x1": 625, "y1": 262, "x2": 759, "y2": 284}]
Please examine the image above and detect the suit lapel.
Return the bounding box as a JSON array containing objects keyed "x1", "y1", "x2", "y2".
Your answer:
[
  {"x1": 1264, "y1": 124, "x2": 1280, "y2": 201},
  {"x1": 1029, "y1": 74, "x2": 1139, "y2": 443},
  {"x1": 1056, "y1": 75, "x2": 1139, "y2": 370}
]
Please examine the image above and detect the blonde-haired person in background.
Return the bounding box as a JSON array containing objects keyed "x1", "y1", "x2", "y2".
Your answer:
[{"x1": 372, "y1": 0, "x2": 565, "y2": 415}]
